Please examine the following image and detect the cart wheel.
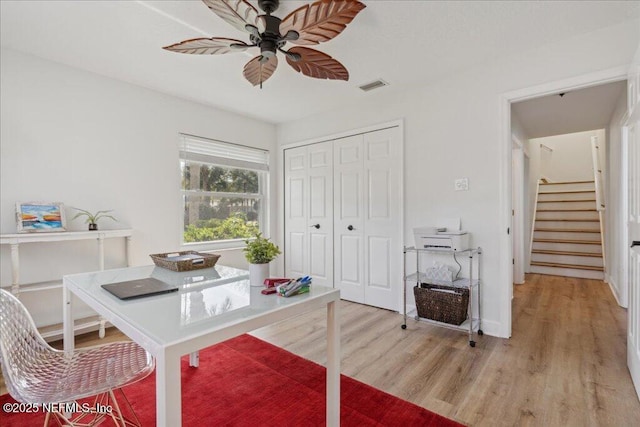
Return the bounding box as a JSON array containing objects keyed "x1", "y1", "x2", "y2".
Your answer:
[
  {"x1": 469, "y1": 341, "x2": 476, "y2": 347},
  {"x1": 414, "y1": 315, "x2": 419, "y2": 321},
  {"x1": 401, "y1": 324, "x2": 407, "y2": 330},
  {"x1": 478, "y1": 329, "x2": 484, "y2": 336}
]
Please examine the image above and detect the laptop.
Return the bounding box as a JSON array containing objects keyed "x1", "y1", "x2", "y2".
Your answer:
[{"x1": 101, "y1": 277, "x2": 179, "y2": 300}]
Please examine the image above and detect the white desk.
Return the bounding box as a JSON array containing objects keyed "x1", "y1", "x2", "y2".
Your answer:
[{"x1": 63, "y1": 265, "x2": 341, "y2": 426}]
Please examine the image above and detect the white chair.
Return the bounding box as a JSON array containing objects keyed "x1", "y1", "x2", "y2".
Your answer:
[{"x1": 0, "y1": 288, "x2": 155, "y2": 426}]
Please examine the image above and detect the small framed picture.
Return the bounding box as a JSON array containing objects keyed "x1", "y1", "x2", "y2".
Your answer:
[{"x1": 16, "y1": 202, "x2": 67, "y2": 233}]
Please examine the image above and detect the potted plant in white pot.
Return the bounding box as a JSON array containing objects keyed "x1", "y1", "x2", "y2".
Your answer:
[
  {"x1": 71, "y1": 208, "x2": 117, "y2": 231},
  {"x1": 243, "y1": 233, "x2": 281, "y2": 287}
]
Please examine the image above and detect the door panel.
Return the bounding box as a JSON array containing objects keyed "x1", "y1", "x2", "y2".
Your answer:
[
  {"x1": 285, "y1": 146, "x2": 308, "y2": 279},
  {"x1": 368, "y1": 236, "x2": 391, "y2": 289},
  {"x1": 340, "y1": 173, "x2": 360, "y2": 218},
  {"x1": 334, "y1": 135, "x2": 365, "y2": 303},
  {"x1": 288, "y1": 232, "x2": 306, "y2": 277},
  {"x1": 362, "y1": 128, "x2": 401, "y2": 310},
  {"x1": 368, "y1": 169, "x2": 390, "y2": 219},
  {"x1": 309, "y1": 233, "x2": 328, "y2": 278},
  {"x1": 307, "y1": 142, "x2": 333, "y2": 286},
  {"x1": 284, "y1": 142, "x2": 334, "y2": 286}
]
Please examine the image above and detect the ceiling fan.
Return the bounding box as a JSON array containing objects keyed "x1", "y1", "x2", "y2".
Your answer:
[{"x1": 163, "y1": 0, "x2": 366, "y2": 87}]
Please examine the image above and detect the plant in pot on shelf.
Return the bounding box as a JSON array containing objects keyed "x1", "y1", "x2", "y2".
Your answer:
[
  {"x1": 243, "y1": 233, "x2": 281, "y2": 287},
  {"x1": 71, "y1": 208, "x2": 117, "y2": 231}
]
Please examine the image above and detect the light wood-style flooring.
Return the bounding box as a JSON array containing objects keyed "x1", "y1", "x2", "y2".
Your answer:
[{"x1": 2, "y1": 274, "x2": 638, "y2": 426}]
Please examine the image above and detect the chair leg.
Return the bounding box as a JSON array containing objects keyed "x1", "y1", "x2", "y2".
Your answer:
[
  {"x1": 108, "y1": 389, "x2": 142, "y2": 427},
  {"x1": 43, "y1": 389, "x2": 141, "y2": 427}
]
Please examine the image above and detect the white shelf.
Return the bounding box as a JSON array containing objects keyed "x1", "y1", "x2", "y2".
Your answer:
[
  {"x1": 406, "y1": 308, "x2": 480, "y2": 332},
  {"x1": 39, "y1": 315, "x2": 110, "y2": 342},
  {"x1": 0, "y1": 229, "x2": 133, "y2": 244},
  {"x1": 0, "y1": 229, "x2": 132, "y2": 340},
  {"x1": 405, "y1": 273, "x2": 479, "y2": 288},
  {"x1": 0, "y1": 280, "x2": 62, "y2": 293}
]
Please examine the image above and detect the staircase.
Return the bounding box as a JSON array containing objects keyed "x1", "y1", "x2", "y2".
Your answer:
[{"x1": 529, "y1": 180, "x2": 604, "y2": 280}]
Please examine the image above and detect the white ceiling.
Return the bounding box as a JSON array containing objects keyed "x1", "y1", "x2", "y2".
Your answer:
[
  {"x1": 1, "y1": 1, "x2": 638, "y2": 124},
  {"x1": 512, "y1": 80, "x2": 627, "y2": 139}
]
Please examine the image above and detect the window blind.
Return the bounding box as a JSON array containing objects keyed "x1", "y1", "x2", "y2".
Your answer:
[{"x1": 179, "y1": 134, "x2": 269, "y2": 171}]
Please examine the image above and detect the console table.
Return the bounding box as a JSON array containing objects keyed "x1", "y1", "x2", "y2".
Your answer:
[{"x1": 0, "y1": 229, "x2": 132, "y2": 339}]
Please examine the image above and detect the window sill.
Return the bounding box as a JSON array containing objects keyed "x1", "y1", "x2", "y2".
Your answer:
[{"x1": 181, "y1": 239, "x2": 246, "y2": 252}]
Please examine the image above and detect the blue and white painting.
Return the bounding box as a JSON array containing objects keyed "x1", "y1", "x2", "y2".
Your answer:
[{"x1": 18, "y1": 203, "x2": 65, "y2": 232}]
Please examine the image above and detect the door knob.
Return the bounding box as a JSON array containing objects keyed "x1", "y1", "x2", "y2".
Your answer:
[
  {"x1": 310, "y1": 224, "x2": 320, "y2": 229},
  {"x1": 347, "y1": 225, "x2": 354, "y2": 231},
  {"x1": 632, "y1": 241, "x2": 640, "y2": 248}
]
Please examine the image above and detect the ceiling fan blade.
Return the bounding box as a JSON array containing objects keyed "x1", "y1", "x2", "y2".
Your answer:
[
  {"x1": 163, "y1": 37, "x2": 249, "y2": 54},
  {"x1": 202, "y1": 0, "x2": 266, "y2": 34},
  {"x1": 286, "y1": 47, "x2": 348, "y2": 81},
  {"x1": 280, "y1": 0, "x2": 366, "y2": 46},
  {"x1": 243, "y1": 55, "x2": 278, "y2": 87}
]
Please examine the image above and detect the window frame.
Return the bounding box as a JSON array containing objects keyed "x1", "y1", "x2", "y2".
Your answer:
[{"x1": 178, "y1": 134, "x2": 269, "y2": 250}]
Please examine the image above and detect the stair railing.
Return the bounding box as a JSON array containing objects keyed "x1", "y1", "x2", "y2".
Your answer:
[
  {"x1": 591, "y1": 136, "x2": 606, "y2": 269},
  {"x1": 528, "y1": 178, "x2": 543, "y2": 269}
]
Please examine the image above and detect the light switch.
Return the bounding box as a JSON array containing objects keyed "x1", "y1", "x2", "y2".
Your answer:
[{"x1": 455, "y1": 178, "x2": 469, "y2": 191}]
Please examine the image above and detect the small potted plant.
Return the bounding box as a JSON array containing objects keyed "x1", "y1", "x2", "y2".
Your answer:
[
  {"x1": 71, "y1": 208, "x2": 117, "y2": 231},
  {"x1": 243, "y1": 233, "x2": 281, "y2": 286}
]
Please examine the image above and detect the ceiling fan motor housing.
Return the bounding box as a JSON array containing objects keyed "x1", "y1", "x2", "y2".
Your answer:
[
  {"x1": 258, "y1": 0, "x2": 279, "y2": 14},
  {"x1": 259, "y1": 14, "x2": 284, "y2": 58}
]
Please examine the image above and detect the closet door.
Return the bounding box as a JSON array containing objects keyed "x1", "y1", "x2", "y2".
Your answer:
[
  {"x1": 307, "y1": 142, "x2": 334, "y2": 286},
  {"x1": 334, "y1": 135, "x2": 366, "y2": 303},
  {"x1": 362, "y1": 128, "x2": 401, "y2": 310},
  {"x1": 284, "y1": 146, "x2": 308, "y2": 279},
  {"x1": 334, "y1": 128, "x2": 401, "y2": 310},
  {"x1": 284, "y1": 142, "x2": 333, "y2": 286}
]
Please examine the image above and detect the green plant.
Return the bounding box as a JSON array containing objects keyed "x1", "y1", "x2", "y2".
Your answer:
[
  {"x1": 243, "y1": 233, "x2": 281, "y2": 264},
  {"x1": 71, "y1": 208, "x2": 117, "y2": 225}
]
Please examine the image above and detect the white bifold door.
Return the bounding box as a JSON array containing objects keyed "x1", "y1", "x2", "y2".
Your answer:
[
  {"x1": 333, "y1": 128, "x2": 402, "y2": 310},
  {"x1": 284, "y1": 126, "x2": 402, "y2": 311},
  {"x1": 284, "y1": 141, "x2": 334, "y2": 287}
]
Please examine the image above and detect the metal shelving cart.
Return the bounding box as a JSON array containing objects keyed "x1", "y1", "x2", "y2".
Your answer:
[{"x1": 402, "y1": 246, "x2": 483, "y2": 347}]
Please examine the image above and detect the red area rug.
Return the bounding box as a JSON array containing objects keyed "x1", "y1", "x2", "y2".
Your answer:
[{"x1": 1, "y1": 334, "x2": 463, "y2": 426}]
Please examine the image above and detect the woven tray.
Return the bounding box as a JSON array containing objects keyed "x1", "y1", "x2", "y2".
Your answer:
[
  {"x1": 149, "y1": 251, "x2": 220, "y2": 272},
  {"x1": 414, "y1": 283, "x2": 469, "y2": 325}
]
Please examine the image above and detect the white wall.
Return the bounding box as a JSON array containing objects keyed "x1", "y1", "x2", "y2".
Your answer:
[
  {"x1": 0, "y1": 49, "x2": 277, "y2": 326},
  {"x1": 529, "y1": 129, "x2": 606, "y2": 183},
  {"x1": 511, "y1": 111, "x2": 531, "y2": 274},
  {"x1": 276, "y1": 19, "x2": 640, "y2": 338},
  {"x1": 606, "y1": 89, "x2": 629, "y2": 306}
]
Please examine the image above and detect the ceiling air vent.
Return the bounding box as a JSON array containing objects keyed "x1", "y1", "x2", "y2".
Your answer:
[{"x1": 359, "y1": 79, "x2": 389, "y2": 92}]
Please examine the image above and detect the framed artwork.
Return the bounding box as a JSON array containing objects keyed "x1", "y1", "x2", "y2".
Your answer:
[{"x1": 16, "y1": 202, "x2": 67, "y2": 233}]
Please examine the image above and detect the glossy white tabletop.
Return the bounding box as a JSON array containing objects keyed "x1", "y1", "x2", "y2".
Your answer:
[{"x1": 63, "y1": 265, "x2": 338, "y2": 353}]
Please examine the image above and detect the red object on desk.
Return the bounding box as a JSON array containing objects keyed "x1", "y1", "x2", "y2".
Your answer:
[
  {"x1": 261, "y1": 287, "x2": 278, "y2": 295},
  {"x1": 263, "y1": 278, "x2": 290, "y2": 288}
]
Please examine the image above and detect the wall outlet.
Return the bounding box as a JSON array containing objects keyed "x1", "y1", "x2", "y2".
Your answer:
[{"x1": 454, "y1": 178, "x2": 469, "y2": 191}]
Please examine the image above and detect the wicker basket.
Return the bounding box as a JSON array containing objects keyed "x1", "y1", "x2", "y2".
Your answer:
[
  {"x1": 149, "y1": 251, "x2": 220, "y2": 272},
  {"x1": 414, "y1": 283, "x2": 469, "y2": 325}
]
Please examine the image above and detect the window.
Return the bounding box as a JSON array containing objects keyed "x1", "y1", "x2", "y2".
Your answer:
[{"x1": 179, "y1": 134, "x2": 269, "y2": 245}]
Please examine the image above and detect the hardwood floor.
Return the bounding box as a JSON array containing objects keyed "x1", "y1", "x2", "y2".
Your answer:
[{"x1": 2, "y1": 273, "x2": 638, "y2": 426}]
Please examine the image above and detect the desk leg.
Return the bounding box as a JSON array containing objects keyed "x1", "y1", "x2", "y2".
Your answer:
[
  {"x1": 326, "y1": 299, "x2": 340, "y2": 427},
  {"x1": 156, "y1": 350, "x2": 182, "y2": 427},
  {"x1": 62, "y1": 284, "x2": 74, "y2": 354}
]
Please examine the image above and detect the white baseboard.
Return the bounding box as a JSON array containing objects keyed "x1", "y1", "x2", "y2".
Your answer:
[
  {"x1": 607, "y1": 276, "x2": 624, "y2": 307},
  {"x1": 478, "y1": 319, "x2": 505, "y2": 338}
]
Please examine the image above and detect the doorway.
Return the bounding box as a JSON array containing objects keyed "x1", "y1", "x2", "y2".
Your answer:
[{"x1": 499, "y1": 67, "x2": 629, "y2": 339}]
